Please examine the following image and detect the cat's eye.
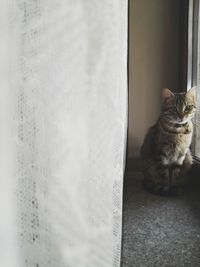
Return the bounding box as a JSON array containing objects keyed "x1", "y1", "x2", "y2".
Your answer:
[{"x1": 185, "y1": 105, "x2": 193, "y2": 111}]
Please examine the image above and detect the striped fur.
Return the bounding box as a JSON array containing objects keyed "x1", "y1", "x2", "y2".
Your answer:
[{"x1": 141, "y1": 87, "x2": 196, "y2": 195}]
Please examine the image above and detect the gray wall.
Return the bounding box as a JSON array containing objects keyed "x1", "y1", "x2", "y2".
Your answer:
[{"x1": 128, "y1": 0, "x2": 181, "y2": 159}]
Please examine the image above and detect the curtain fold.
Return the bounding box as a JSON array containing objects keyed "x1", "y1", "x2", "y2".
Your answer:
[{"x1": 0, "y1": 1, "x2": 128, "y2": 266}]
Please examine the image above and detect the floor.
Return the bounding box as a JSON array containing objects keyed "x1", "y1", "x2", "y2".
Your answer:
[{"x1": 121, "y1": 171, "x2": 200, "y2": 267}]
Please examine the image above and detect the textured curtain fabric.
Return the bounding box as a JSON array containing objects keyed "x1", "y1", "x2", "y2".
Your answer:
[{"x1": 0, "y1": 1, "x2": 127, "y2": 267}]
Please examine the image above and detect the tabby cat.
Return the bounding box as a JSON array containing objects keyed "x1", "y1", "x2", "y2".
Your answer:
[{"x1": 140, "y1": 87, "x2": 196, "y2": 195}]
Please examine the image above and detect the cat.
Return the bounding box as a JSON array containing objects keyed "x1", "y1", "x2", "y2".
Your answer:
[{"x1": 140, "y1": 87, "x2": 197, "y2": 195}]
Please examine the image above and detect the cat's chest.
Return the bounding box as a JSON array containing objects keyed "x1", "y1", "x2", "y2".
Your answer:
[
  {"x1": 157, "y1": 122, "x2": 193, "y2": 164},
  {"x1": 158, "y1": 122, "x2": 193, "y2": 147},
  {"x1": 159, "y1": 129, "x2": 192, "y2": 148},
  {"x1": 173, "y1": 131, "x2": 192, "y2": 146}
]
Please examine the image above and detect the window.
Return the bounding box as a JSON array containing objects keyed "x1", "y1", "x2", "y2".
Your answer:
[{"x1": 188, "y1": 0, "x2": 200, "y2": 158}]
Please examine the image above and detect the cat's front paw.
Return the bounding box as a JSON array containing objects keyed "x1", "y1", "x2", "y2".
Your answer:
[
  {"x1": 172, "y1": 167, "x2": 181, "y2": 177},
  {"x1": 143, "y1": 179, "x2": 170, "y2": 196},
  {"x1": 171, "y1": 167, "x2": 181, "y2": 186},
  {"x1": 170, "y1": 185, "x2": 184, "y2": 195},
  {"x1": 143, "y1": 179, "x2": 184, "y2": 196}
]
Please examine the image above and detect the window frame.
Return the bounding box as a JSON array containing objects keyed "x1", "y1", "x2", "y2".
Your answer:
[{"x1": 188, "y1": 0, "x2": 200, "y2": 159}]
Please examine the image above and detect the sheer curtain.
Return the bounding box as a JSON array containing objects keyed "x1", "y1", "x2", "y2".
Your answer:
[{"x1": 0, "y1": 1, "x2": 128, "y2": 267}]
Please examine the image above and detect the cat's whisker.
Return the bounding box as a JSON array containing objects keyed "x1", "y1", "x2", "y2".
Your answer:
[
  {"x1": 192, "y1": 119, "x2": 200, "y2": 122},
  {"x1": 192, "y1": 120, "x2": 200, "y2": 126},
  {"x1": 192, "y1": 119, "x2": 200, "y2": 123},
  {"x1": 192, "y1": 123, "x2": 200, "y2": 127},
  {"x1": 192, "y1": 121, "x2": 200, "y2": 124},
  {"x1": 192, "y1": 117, "x2": 200, "y2": 121}
]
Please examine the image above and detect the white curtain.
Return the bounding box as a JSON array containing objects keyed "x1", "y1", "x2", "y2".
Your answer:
[{"x1": 0, "y1": 1, "x2": 128, "y2": 267}]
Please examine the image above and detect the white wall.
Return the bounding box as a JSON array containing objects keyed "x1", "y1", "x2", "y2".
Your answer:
[{"x1": 128, "y1": 0, "x2": 181, "y2": 159}]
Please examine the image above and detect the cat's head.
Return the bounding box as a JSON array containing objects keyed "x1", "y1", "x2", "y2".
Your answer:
[{"x1": 161, "y1": 87, "x2": 196, "y2": 124}]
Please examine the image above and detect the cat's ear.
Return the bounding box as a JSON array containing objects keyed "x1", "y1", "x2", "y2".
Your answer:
[
  {"x1": 186, "y1": 86, "x2": 197, "y2": 102},
  {"x1": 162, "y1": 88, "x2": 174, "y2": 104}
]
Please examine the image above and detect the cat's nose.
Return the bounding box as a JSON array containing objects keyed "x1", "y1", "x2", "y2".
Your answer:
[{"x1": 178, "y1": 113, "x2": 184, "y2": 120}]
